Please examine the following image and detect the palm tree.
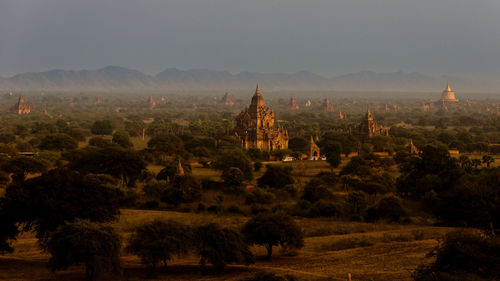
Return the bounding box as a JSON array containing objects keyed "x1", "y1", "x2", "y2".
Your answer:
[{"x1": 482, "y1": 155, "x2": 495, "y2": 168}]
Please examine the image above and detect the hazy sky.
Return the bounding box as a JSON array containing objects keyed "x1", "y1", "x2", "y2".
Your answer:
[{"x1": 0, "y1": 0, "x2": 499, "y2": 77}]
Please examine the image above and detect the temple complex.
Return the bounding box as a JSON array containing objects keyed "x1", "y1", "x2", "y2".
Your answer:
[
  {"x1": 11, "y1": 93, "x2": 31, "y2": 114},
  {"x1": 356, "y1": 107, "x2": 388, "y2": 142},
  {"x1": 222, "y1": 92, "x2": 235, "y2": 106},
  {"x1": 288, "y1": 96, "x2": 299, "y2": 110},
  {"x1": 234, "y1": 85, "x2": 289, "y2": 152}
]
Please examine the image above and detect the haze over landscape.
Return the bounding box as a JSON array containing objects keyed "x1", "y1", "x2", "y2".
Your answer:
[{"x1": 1, "y1": 0, "x2": 500, "y2": 92}]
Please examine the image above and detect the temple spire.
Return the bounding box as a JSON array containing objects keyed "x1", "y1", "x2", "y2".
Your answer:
[
  {"x1": 255, "y1": 84, "x2": 261, "y2": 96},
  {"x1": 366, "y1": 105, "x2": 373, "y2": 120},
  {"x1": 446, "y1": 82, "x2": 451, "y2": 92},
  {"x1": 176, "y1": 160, "x2": 185, "y2": 176},
  {"x1": 251, "y1": 84, "x2": 264, "y2": 107}
]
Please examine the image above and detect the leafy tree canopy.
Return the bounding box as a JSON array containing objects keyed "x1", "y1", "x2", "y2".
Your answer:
[
  {"x1": 46, "y1": 220, "x2": 121, "y2": 280},
  {"x1": 242, "y1": 213, "x2": 304, "y2": 260},
  {"x1": 0, "y1": 168, "x2": 122, "y2": 253}
]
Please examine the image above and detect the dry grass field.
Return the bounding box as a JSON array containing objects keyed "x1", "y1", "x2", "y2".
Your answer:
[{"x1": 0, "y1": 209, "x2": 453, "y2": 281}]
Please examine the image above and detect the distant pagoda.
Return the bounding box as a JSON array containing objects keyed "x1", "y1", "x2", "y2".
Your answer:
[
  {"x1": 288, "y1": 96, "x2": 299, "y2": 110},
  {"x1": 320, "y1": 97, "x2": 334, "y2": 112},
  {"x1": 11, "y1": 93, "x2": 31, "y2": 114},
  {"x1": 408, "y1": 139, "x2": 419, "y2": 155},
  {"x1": 148, "y1": 96, "x2": 157, "y2": 108},
  {"x1": 222, "y1": 92, "x2": 235, "y2": 106},
  {"x1": 437, "y1": 82, "x2": 459, "y2": 106},
  {"x1": 356, "y1": 106, "x2": 388, "y2": 142}
]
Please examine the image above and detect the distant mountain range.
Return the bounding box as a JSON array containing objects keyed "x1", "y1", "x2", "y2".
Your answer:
[{"x1": 0, "y1": 66, "x2": 497, "y2": 92}]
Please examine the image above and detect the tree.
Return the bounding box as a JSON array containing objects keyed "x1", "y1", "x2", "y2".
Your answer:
[
  {"x1": 125, "y1": 120, "x2": 146, "y2": 137},
  {"x1": 431, "y1": 168, "x2": 500, "y2": 234},
  {"x1": 471, "y1": 158, "x2": 482, "y2": 169},
  {"x1": 340, "y1": 174, "x2": 361, "y2": 192},
  {"x1": 288, "y1": 137, "x2": 308, "y2": 154},
  {"x1": 2, "y1": 156, "x2": 47, "y2": 182},
  {"x1": 91, "y1": 120, "x2": 113, "y2": 135},
  {"x1": 369, "y1": 135, "x2": 392, "y2": 152},
  {"x1": 67, "y1": 146, "x2": 146, "y2": 187},
  {"x1": 413, "y1": 231, "x2": 500, "y2": 281},
  {"x1": 112, "y1": 130, "x2": 133, "y2": 148},
  {"x1": 88, "y1": 136, "x2": 113, "y2": 148},
  {"x1": 156, "y1": 160, "x2": 191, "y2": 181},
  {"x1": 0, "y1": 168, "x2": 121, "y2": 251},
  {"x1": 459, "y1": 155, "x2": 471, "y2": 169},
  {"x1": 0, "y1": 133, "x2": 16, "y2": 144},
  {"x1": 322, "y1": 141, "x2": 342, "y2": 169},
  {"x1": 126, "y1": 220, "x2": 190, "y2": 272},
  {"x1": 242, "y1": 213, "x2": 304, "y2": 260},
  {"x1": 39, "y1": 133, "x2": 78, "y2": 151},
  {"x1": 320, "y1": 133, "x2": 358, "y2": 157},
  {"x1": 483, "y1": 155, "x2": 495, "y2": 168},
  {"x1": 397, "y1": 145, "x2": 463, "y2": 198},
  {"x1": 46, "y1": 220, "x2": 121, "y2": 280},
  {"x1": 213, "y1": 148, "x2": 253, "y2": 180},
  {"x1": 148, "y1": 134, "x2": 185, "y2": 161},
  {"x1": 257, "y1": 165, "x2": 294, "y2": 189},
  {"x1": 14, "y1": 124, "x2": 28, "y2": 139},
  {"x1": 165, "y1": 174, "x2": 202, "y2": 204},
  {"x1": 193, "y1": 223, "x2": 254, "y2": 270}
]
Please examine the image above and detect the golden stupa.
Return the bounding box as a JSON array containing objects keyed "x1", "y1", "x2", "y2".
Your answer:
[{"x1": 440, "y1": 82, "x2": 458, "y2": 103}]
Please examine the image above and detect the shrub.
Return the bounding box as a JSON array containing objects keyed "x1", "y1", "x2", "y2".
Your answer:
[
  {"x1": 240, "y1": 272, "x2": 298, "y2": 281},
  {"x1": 226, "y1": 205, "x2": 244, "y2": 214},
  {"x1": 143, "y1": 181, "x2": 166, "y2": 198},
  {"x1": 308, "y1": 200, "x2": 339, "y2": 217},
  {"x1": 254, "y1": 161, "x2": 263, "y2": 171},
  {"x1": 258, "y1": 165, "x2": 294, "y2": 189},
  {"x1": 245, "y1": 188, "x2": 275, "y2": 205},
  {"x1": 222, "y1": 167, "x2": 244, "y2": 186},
  {"x1": 376, "y1": 195, "x2": 407, "y2": 222},
  {"x1": 168, "y1": 175, "x2": 201, "y2": 203},
  {"x1": 301, "y1": 180, "x2": 333, "y2": 203},
  {"x1": 413, "y1": 231, "x2": 500, "y2": 281},
  {"x1": 364, "y1": 195, "x2": 407, "y2": 222},
  {"x1": 139, "y1": 200, "x2": 160, "y2": 210},
  {"x1": 207, "y1": 205, "x2": 223, "y2": 214}
]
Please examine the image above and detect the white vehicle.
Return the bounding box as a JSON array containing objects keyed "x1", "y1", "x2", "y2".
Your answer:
[{"x1": 282, "y1": 156, "x2": 294, "y2": 162}]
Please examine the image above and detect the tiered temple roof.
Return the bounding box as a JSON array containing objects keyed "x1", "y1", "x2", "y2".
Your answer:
[{"x1": 234, "y1": 85, "x2": 289, "y2": 152}]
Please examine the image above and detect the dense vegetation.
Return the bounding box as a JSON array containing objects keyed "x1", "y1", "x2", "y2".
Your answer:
[{"x1": 0, "y1": 92, "x2": 499, "y2": 279}]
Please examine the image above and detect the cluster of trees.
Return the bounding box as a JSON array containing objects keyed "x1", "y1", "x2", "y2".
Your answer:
[
  {"x1": 398, "y1": 145, "x2": 500, "y2": 234},
  {"x1": 127, "y1": 212, "x2": 303, "y2": 274}
]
